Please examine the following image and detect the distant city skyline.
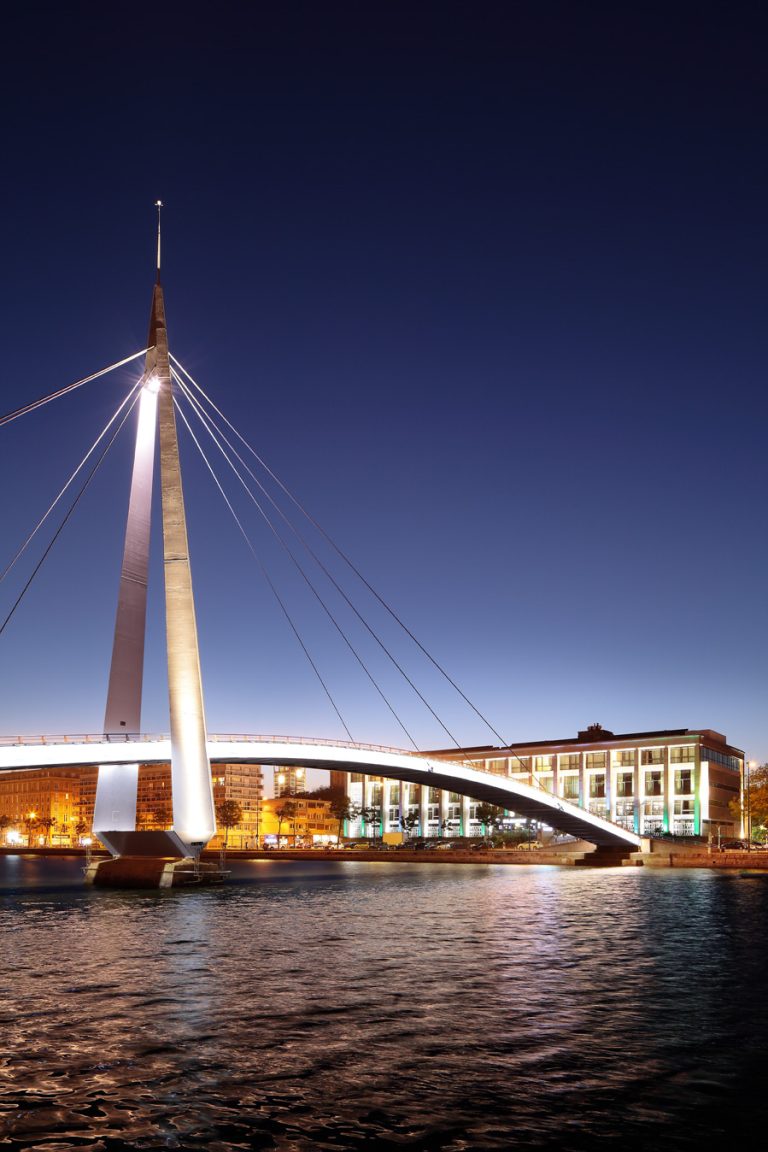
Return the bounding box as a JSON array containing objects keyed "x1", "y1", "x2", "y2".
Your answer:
[{"x1": 0, "y1": 3, "x2": 765, "y2": 765}]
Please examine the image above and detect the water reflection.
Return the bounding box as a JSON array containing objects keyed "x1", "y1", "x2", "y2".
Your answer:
[{"x1": 0, "y1": 859, "x2": 765, "y2": 1149}]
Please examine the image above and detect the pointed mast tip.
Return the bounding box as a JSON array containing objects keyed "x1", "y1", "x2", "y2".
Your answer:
[{"x1": 154, "y1": 200, "x2": 163, "y2": 283}]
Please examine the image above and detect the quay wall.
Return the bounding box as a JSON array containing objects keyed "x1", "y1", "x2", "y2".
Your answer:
[{"x1": 3, "y1": 845, "x2": 767, "y2": 869}]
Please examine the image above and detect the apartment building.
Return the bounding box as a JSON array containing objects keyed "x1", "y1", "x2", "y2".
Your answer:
[
  {"x1": 261, "y1": 795, "x2": 337, "y2": 845},
  {"x1": 0, "y1": 762, "x2": 264, "y2": 848}
]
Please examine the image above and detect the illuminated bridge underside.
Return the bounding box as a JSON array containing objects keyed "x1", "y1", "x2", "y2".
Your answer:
[{"x1": 0, "y1": 737, "x2": 642, "y2": 850}]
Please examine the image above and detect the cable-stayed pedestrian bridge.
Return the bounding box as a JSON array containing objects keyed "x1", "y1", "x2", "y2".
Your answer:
[
  {"x1": 0, "y1": 732, "x2": 641, "y2": 850},
  {"x1": 1, "y1": 212, "x2": 646, "y2": 873}
]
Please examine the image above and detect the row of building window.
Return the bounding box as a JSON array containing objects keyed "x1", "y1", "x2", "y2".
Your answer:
[
  {"x1": 377, "y1": 765, "x2": 699, "y2": 803},
  {"x1": 702, "y1": 747, "x2": 742, "y2": 772},
  {"x1": 372, "y1": 767, "x2": 695, "y2": 807},
  {"x1": 495, "y1": 746, "x2": 698, "y2": 774}
]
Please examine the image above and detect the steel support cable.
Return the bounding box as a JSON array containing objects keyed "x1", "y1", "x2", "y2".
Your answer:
[
  {"x1": 0, "y1": 349, "x2": 149, "y2": 428},
  {"x1": 173, "y1": 378, "x2": 420, "y2": 752},
  {"x1": 172, "y1": 395, "x2": 355, "y2": 744},
  {"x1": 172, "y1": 371, "x2": 463, "y2": 749},
  {"x1": 170, "y1": 353, "x2": 509, "y2": 748},
  {"x1": 0, "y1": 376, "x2": 148, "y2": 587},
  {"x1": 0, "y1": 385, "x2": 143, "y2": 640},
  {"x1": 173, "y1": 370, "x2": 452, "y2": 750}
]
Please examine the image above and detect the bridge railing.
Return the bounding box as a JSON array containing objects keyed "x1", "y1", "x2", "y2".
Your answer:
[
  {"x1": 0, "y1": 732, "x2": 170, "y2": 747},
  {"x1": 0, "y1": 730, "x2": 485, "y2": 777},
  {"x1": 0, "y1": 731, "x2": 431, "y2": 758},
  {"x1": 0, "y1": 728, "x2": 568, "y2": 794}
]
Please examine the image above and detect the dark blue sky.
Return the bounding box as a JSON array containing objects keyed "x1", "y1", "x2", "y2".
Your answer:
[{"x1": 0, "y1": 1, "x2": 766, "y2": 762}]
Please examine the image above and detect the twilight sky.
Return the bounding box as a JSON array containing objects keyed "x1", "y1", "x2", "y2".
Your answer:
[{"x1": 0, "y1": 1, "x2": 766, "y2": 765}]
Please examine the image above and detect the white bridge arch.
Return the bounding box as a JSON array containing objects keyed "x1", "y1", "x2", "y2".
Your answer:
[{"x1": 0, "y1": 734, "x2": 642, "y2": 850}]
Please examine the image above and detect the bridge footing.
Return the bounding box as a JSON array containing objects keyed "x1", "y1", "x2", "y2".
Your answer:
[
  {"x1": 573, "y1": 847, "x2": 633, "y2": 867},
  {"x1": 84, "y1": 856, "x2": 227, "y2": 889}
]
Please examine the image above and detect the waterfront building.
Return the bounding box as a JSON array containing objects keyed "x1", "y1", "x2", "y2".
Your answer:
[
  {"x1": 210, "y1": 763, "x2": 264, "y2": 847},
  {"x1": 0, "y1": 762, "x2": 264, "y2": 849},
  {"x1": 273, "y1": 765, "x2": 307, "y2": 797},
  {"x1": 0, "y1": 767, "x2": 89, "y2": 845},
  {"x1": 334, "y1": 725, "x2": 744, "y2": 841},
  {"x1": 261, "y1": 795, "x2": 337, "y2": 845},
  {"x1": 333, "y1": 770, "x2": 481, "y2": 841}
]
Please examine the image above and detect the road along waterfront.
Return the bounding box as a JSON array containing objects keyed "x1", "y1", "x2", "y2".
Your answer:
[{"x1": 1, "y1": 856, "x2": 766, "y2": 1150}]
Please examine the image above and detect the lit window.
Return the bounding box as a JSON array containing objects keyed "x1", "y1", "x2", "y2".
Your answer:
[{"x1": 644, "y1": 771, "x2": 663, "y2": 796}]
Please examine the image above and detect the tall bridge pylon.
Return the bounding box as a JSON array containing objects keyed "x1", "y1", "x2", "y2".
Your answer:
[{"x1": 93, "y1": 218, "x2": 216, "y2": 855}]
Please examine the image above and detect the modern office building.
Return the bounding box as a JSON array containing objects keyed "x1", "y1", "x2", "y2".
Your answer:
[{"x1": 334, "y1": 724, "x2": 744, "y2": 841}]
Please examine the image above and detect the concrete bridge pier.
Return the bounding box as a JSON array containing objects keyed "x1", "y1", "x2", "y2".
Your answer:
[{"x1": 84, "y1": 831, "x2": 226, "y2": 888}]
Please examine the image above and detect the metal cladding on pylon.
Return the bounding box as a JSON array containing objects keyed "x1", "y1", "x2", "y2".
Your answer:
[
  {"x1": 93, "y1": 763, "x2": 140, "y2": 833},
  {"x1": 152, "y1": 284, "x2": 217, "y2": 848},
  {"x1": 102, "y1": 387, "x2": 157, "y2": 735},
  {"x1": 94, "y1": 263, "x2": 217, "y2": 856},
  {"x1": 94, "y1": 286, "x2": 161, "y2": 840}
]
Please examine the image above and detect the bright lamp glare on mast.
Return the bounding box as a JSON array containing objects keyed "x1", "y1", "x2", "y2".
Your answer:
[{"x1": 145, "y1": 374, "x2": 161, "y2": 394}]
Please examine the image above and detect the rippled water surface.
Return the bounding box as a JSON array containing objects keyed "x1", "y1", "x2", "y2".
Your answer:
[{"x1": 1, "y1": 858, "x2": 767, "y2": 1150}]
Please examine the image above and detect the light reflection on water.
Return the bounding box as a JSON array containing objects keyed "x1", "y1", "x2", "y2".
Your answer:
[{"x1": 1, "y1": 857, "x2": 766, "y2": 1150}]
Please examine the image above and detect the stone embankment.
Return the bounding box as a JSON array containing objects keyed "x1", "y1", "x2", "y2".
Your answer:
[
  {"x1": 220, "y1": 843, "x2": 768, "y2": 869},
  {"x1": 623, "y1": 845, "x2": 768, "y2": 870},
  {"x1": 3, "y1": 844, "x2": 767, "y2": 870},
  {"x1": 207, "y1": 843, "x2": 608, "y2": 866}
]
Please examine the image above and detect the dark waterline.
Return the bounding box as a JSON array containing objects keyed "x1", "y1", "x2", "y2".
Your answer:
[{"x1": 1, "y1": 857, "x2": 766, "y2": 1151}]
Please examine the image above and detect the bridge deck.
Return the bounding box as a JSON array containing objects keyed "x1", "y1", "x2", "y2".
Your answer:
[{"x1": 0, "y1": 734, "x2": 641, "y2": 850}]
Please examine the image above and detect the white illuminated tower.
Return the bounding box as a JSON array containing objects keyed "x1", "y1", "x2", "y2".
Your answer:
[{"x1": 93, "y1": 207, "x2": 216, "y2": 856}]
